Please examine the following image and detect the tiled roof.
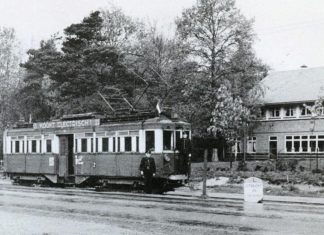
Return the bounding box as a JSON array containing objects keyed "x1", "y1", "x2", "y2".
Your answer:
[{"x1": 261, "y1": 67, "x2": 324, "y2": 104}]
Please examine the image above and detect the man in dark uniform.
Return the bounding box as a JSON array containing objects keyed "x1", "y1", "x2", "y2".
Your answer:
[
  {"x1": 179, "y1": 132, "x2": 192, "y2": 177},
  {"x1": 140, "y1": 149, "x2": 156, "y2": 194}
]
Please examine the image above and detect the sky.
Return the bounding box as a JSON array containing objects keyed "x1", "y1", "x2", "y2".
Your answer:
[{"x1": 1, "y1": 0, "x2": 324, "y2": 71}]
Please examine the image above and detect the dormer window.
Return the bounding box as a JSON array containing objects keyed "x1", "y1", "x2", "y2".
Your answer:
[
  {"x1": 269, "y1": 108, "x2": 280, "y2": 118},
  {"x1": 301, "y1": 106, "x2": 311, "y2": 116},
  {"x1": 285, "y1": 107, "x2": 295, "y2": 117}
]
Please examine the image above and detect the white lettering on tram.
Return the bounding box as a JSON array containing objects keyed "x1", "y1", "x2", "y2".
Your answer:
[{"x1": 33, "y1": 119, "x2": 100, "y2": 129}]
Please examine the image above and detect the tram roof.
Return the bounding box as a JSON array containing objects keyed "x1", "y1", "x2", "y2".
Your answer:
[{"x1": 9, "y1": 111, "x2": 190, "y2": 131}]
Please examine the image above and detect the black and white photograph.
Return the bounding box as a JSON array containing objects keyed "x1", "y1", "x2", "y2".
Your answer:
[{"x1": 1, "y1": 0, "x2": 324, "y2": 234}]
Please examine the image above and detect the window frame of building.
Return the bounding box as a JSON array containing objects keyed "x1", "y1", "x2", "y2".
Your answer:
[
  {"x1": 234, "y1": 139, "x2": 241, "y2": 153},
  {"x1": 285, "y1": 136, "x2": 293, "y2": 152},
  {"x1": 301, "y1": 106, "x2": 312, "y2": 116},
  {"x1": 316, "y1": 107, "x2": 324, "y2": 116},
  {"x1": 269, "y1": 107, "x2": 281, "y2": 118},
  {"x1": 285, "y1": 135, "x2": 324, "y2": 153},
  {"x1": 247, "y1": 137, "x2": 256, "y2": 153},
  {"x1": 269, "y1": 136, "x2": 278, "y2": 155},
  {"x1": 285, "y1": 107, "x2": 295, "y2": 117}
]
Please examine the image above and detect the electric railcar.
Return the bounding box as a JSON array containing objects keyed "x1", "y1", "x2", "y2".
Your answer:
[{"x1": 3, "y1": 112, "x2": 191, "y2": 190}]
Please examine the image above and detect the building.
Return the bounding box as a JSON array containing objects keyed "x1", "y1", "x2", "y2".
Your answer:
[{"x1": 239, "y1": 67, "x2": 324, "y2": 160}]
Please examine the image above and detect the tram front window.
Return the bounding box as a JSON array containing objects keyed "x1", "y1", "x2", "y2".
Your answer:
[
  {"x1": 46, "y1": 139, "x2": 52, "y2": 153},
  {"x1": 163, "y1": 131, "x2": 172, "y2": 150},
  {"x1": 146, "y1": 131, "x2": 155, "y2": 152}
]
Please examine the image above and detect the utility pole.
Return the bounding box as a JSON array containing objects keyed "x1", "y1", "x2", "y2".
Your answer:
[{"x1": 202, "y1": 149, "x2": 208, "y2": 198}]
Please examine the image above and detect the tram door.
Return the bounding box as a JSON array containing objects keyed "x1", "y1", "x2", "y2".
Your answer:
[{"x1": 58, "y1": 135, "x2": 74, "y2": 177}]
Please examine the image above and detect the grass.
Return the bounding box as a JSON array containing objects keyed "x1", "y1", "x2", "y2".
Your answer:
[{"x1": 190, "y1": 162, "x2": 324, "y2": 198}]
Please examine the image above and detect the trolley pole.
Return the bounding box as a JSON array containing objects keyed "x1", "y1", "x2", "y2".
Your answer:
[{"x1": 202, "y1": 149, "x2": 208, "y2": 198}]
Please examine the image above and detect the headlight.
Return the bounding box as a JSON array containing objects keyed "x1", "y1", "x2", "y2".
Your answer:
[{"x1": 164, "y1": 154, "x2": 170, "y2": 162}]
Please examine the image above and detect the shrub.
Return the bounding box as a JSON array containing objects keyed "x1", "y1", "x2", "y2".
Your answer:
[
  {"x1": 298, "y1": 165, "x2": 305, "y2": 172},
  {"x1": 237, "y1": 161, "x2": 248, "y2": 171},
  {"x1": 312, "y1": 169, "x2": 322, "y2": 174},
  {"x1": 276, "y1": 159, "x2": 298, "y2": 172}
]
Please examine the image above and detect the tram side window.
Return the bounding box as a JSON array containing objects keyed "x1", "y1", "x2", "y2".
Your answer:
[
  {"x1": 125, "y1": 137, "x2": 132, "y2": 152},
  {"x1": 81, "y1": 139, "x2": 87, "y2": 152},
  {"x1": 163, "y1": 131, "x2": 172, "y2": 150},
  {"x1": 136, "y1": 136, "x2": 139, "y2": 152},
  {"x1": 15, "y1": 141, "x2": 20, "y2": 153},
  {"x1": 102, "y1": 138, "x2": 109, "y2": 152},
  {"x1": 46, "y1": 139, "x2": 52, "y2": 153},
  {"x1": 31, "y1": 140, "x2": 37, "y2": 153},
  {"x1": 146, "y1": 131, "x2": 155, "y2": 152},
  {"x1": 118, "y1": 137, "x2": 120, "y2": 152}
]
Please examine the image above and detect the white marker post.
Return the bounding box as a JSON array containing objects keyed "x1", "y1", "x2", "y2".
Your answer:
[{"x1": 244, "y1": 177, "x2": 263, "y2": 203}]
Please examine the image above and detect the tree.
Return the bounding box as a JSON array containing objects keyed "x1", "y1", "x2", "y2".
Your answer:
[
  {"x1": 0, "y1": 27, "x2": 23, "y2": 127},
  {"x1": 19, "y1": 38, "x2": 60, "y2": 121},
  {"x1": 20, "y1": 11, "x2": 144, "y2": 118},
  {"x1": 125, "y1": 26, "x2": 190, "y2": 110},
  {"x1": 176, "y1": 0, "x2": 268, "y2": 136},
  {"x1": 100, "y1": 7, "x2": 144, "y2": 53}
]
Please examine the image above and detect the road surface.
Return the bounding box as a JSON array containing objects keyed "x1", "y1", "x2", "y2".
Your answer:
[{"x1": 1, "y1": 183, "x2": 324, "y2": 234}]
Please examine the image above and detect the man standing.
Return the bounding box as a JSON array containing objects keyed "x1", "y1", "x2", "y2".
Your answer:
[
  {"x1": 179, "y1": 132, "x2": 192, "y2": 177},
  {"x1": 140, "y1": 149, "x2": 156, "y2": 194}
]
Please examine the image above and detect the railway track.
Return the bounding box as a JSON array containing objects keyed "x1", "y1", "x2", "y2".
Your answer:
[{"x1": 0, "y1": 182, "x2": 243, "y2": 206}]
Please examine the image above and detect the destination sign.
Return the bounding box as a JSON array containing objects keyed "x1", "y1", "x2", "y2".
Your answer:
[{"x1": 33, "y1": 119, "x2": 100, "y2": 129}]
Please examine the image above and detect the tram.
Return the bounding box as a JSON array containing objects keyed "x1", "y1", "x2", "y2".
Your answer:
[{"x1": 3, "y1": 112, "x2": 191, "y2": 190}]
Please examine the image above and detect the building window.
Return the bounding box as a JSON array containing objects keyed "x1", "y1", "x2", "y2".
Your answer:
[
  {"x1": 113, "y1": 137, "x2": 116, "y2": 152},
  {"x1": 285, "y1": 135, "x2": 324, "y2": 153},
  {"x1": 301, "y1": 106, "x2": 311, "y2": 116},
  {"x1": 125, "y1": 137, "x2": 132, "y2": 152},
  {"x1": 163, "y1": 131, "x2": 173, "y2": 150},
  {"x1": 293, "y1": 136, "x2": 300, "y2": 152},
  {"x1": 317, "y1": 107, "x2": 324, "y2": 116},
  {"x1": 146, "y1": 131, "x2": 155, "y2": 152},
  {"x1": 102, "y1": 138, "x2": 109, "y2": 152},
  {"x1": 286, "y1": 136, "x2": 293, "y2": 152},
  {"x1": 285, "y1": 107, "x2": 294, "y2": 117},
  {"x1": 310, "y1": 135, "x2": 316, "y2": 152},
  {"x1": 247, "y1": 137, "x2": 256, "y2": 153},
  {"x1": 81, "y1": 139, "x2": 87, "y2": 152},
  {"x1": 46, "y1": 139, "x2": 52, "y2": 153},
  {"x1": 319, "y1": 136, "x2": 324, "y2": 152},
  {"x1": 269, "y1": 108, "x2": 280, "y2": 118},
  {"x1": 234, "y1": 139, "x2": 241, "y2": 153}
]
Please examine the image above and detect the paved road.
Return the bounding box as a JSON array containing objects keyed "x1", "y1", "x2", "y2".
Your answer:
[{"x1": 1, "y1": 184, "x2": 324, "y2": 235}]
